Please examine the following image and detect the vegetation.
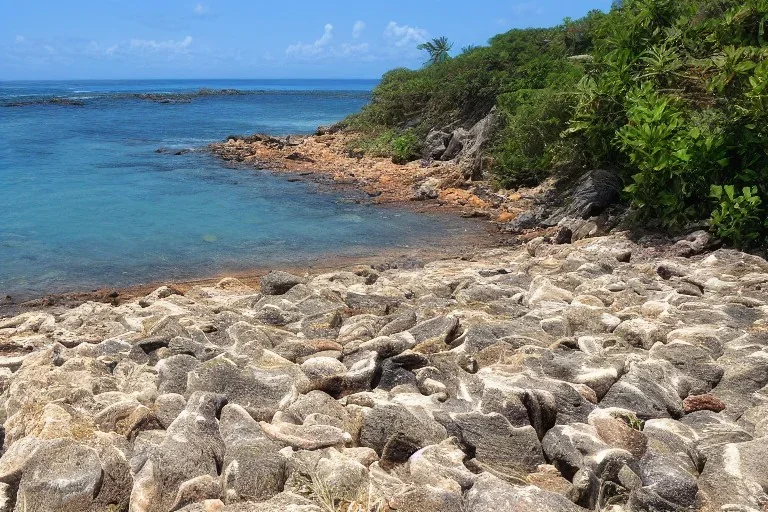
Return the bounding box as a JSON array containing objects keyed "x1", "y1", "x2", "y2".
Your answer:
[
  {"x1": 345, "y1": 0, "x2": 768, "y2": 248},
  {"x1": 417, "y1": 36, "x2": 454, "y2": 66},
  {"x1": 570, "y1": 0, "x2": 768, "y2": 247}
]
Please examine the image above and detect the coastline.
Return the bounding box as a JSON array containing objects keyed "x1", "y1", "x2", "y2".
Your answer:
[
  {"x1": 208, "y1": 131, "x2": 546, "y2": 223},
  {"x1": 0, "y1": 204, "x2": 502, "y2": 319},
  {"x1": 3, "y1": 129, "x2": 523, "y2": 319}
]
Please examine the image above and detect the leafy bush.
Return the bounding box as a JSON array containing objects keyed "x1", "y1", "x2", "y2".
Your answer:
[
  {"x1": 568, "y1": 0, "x2": 768, "y2": 247},
  {"x1": 492, "y1": 87, "x2": 578, "y2": 187},
  {"x1": 390, "y1": 131, "x2": 422, "y2": 164},
  {"x1": 343, "y1": 0, "x2": 768, "y2": 247},
  {"x1": 710, "y1": 185, "x2": 767, "y2": 249},
  {"x1": 345, "y1": 129, "x2": 422, "y2": 164},
  {"x1": 616, "y1": 83, "x2": 728, "y2": 227}
]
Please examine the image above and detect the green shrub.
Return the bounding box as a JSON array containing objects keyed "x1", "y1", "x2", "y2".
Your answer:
[
  {"x1": 709, "y1": 185, "x2": 767, "y2": 249},
  {"x1": 568, "y1": 0, "x2": 768, "y2": 246},
  {"x1": 391, "y1": 131, "x2": 422, "y2": 164},
  {"x1": 493, "y1": 87, "x2": 578, "y2": 187},
  {"x1": 617, "y1": 83, "x2": 728, "y2": 227},
  {"x1": 345, "y1": 129, "x2": 422, "y2": 163},
  {"x1": 342, "y1": 0, "x2": 768, "y2": 247}
]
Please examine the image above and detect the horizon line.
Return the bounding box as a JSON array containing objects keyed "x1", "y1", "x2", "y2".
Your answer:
[{"x1": 0, "y1": 77, "x2": 383, "y2": 83}]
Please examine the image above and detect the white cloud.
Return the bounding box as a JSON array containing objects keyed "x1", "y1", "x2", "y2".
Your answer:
[
  {"x1": 285, "y1": 24, "x2": 333, "y2": 58},
  {"x1": 129, "y1": 35, "x2": 193, "y2": 52},
  {"x1": 194, "y1": 3, "x2": 206, "y2": 15},
  {"x1": 15, "y1": 35, "x2": 25, "y2": 43},
  {"x1": 352, "y1": 20, "x2": 365, "y2": 39},
  {"x1": 340, "y1": 42, "x2": 369, "y2": 56},
  {"x1": 383, "y1": 21, "x2": 428, "y2": 48}
]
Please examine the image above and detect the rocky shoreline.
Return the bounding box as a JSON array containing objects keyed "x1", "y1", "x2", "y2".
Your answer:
[
  {"x1": 208, "y1": 131, "x2": 636, "y2": 250},
  {"x1": 0, "y1": 231, "x2": 767, "y2": 511},
  {"x1": 208, "y1": 132, "x2": 534, "y2": 223}
]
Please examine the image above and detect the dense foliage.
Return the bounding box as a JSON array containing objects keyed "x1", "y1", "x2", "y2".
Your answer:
[
  {"x1": 346, "y1": 0, "x2": 768, "y2": 248},
  {"x1": 571, "y1": 0, "x2": 768, "y2": 247}
]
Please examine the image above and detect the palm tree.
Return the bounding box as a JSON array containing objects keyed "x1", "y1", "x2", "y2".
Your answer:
[{"x1": 417, "y1": 36, "x2": 453, "y2": 66}]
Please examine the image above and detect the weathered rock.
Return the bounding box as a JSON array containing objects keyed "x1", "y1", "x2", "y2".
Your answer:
[
  {"x1": 186, "y1": 355, "x2": 307, "y2": 420},
  {"x1": 0, "y1": 232, "x2": 765, "y2": 512},
  {"x1": 219, "y1": 404, "x2": 286, "y2": 503},
  {"x1": 413, "y1": 177, "x2": 441, "y2": 200},
  {"x1": 260, "y1": 271, "x2": 305, "y2": 295},
  {"x1": 130, "y1": 392, "x2": 226, "y2": 512},
  {"x1": 545, "y1": 169, "x2": 622, "y2": 224},
  {"x1": 451, "y1": 411, "x2": 545, "y2": 474},
  {"x1": 359, "y1": 402, "x2": 447, "y2": 454},
  {"x1": 682, "y1": 393, "x2": 726, "y2": 413},
  {"x1": 697, "y1": 438, "x2": 768, "y2": 510},
  {"x1": 464, "y1": 473, "x2": 584, "y2": 512}
]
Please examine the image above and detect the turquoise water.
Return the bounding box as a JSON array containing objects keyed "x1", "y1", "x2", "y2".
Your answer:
[{"x1": 0, "y1": 79, "x2": 470, "y2": 298}]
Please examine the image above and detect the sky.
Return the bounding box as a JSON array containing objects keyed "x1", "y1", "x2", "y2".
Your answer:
[{"x1": 0, "y1": 0, "x2": 614, "y2": 80}]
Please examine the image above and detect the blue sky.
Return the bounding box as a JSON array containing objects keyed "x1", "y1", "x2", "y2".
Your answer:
[{"x1": 1, "y1": 0, "x2": 613, "y2": 80}]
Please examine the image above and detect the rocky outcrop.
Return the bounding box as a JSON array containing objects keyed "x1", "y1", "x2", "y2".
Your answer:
[
  {"x1": 0, "y1": 234, "x2": 766, "y2": 511},
  {"x1": 425, "y1": 109, "x2": 497, "y2": 181}
]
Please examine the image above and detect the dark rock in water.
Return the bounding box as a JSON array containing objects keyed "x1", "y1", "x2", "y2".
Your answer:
[
  {"x1": 545, "y1": 170, "x2": 622, "y2": 224},
  {"x1": 260, "y1": 270, "x2": 305, "y2": 295}
]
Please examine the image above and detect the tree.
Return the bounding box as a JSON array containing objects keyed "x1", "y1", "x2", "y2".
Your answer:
[{"x1": 417, "y1": 37, "x2": 453, "y2": 65}]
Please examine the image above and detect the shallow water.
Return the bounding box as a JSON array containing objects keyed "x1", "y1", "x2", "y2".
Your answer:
[{"x1": 0, "y1": 79, "x2": 473, "y2": 299}]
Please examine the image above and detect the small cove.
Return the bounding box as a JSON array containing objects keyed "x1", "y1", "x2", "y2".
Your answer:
[{"x1": 0, "y1": 79, "x2": 479, "y2": 299}]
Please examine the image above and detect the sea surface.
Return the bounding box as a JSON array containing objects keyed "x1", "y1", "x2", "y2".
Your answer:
[{"x1": 0, "y1": 79, "x2": 471, "y2": 299}]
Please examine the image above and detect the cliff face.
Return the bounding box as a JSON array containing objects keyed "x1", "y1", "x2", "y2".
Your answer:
[{"x1": 1, "y1": 233, "x2": 767, "y2": 510}]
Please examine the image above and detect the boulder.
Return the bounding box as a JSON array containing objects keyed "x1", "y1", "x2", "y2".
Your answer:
[
  {"x1": 545, "y1": 169, "x2": 622, "y2": 224},
  {"x1": 260, "y1": 271, "x2": 305, "y2": 295},
  {"x1": 464, "y1": 473, "x2": 584, "y2": 512},
  {"x1": 451, "y1": 411, "x2": 545, "y2": 474}
]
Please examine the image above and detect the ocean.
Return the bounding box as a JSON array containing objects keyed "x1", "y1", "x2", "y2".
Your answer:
[{"x1": 0, "y1": 79, "x2": 470, "y2": 299}]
